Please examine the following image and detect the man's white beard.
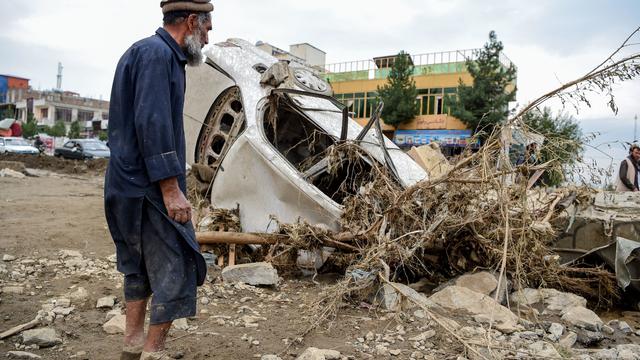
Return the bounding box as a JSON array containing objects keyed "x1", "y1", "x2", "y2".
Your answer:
[{"x1": 184, "y1": 30, "x2": 203, "y2": 67}]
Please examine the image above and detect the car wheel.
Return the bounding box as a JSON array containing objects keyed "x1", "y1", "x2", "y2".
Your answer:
[{"x1": 196, "y1": 86, "x2": 246, "y2": 174}]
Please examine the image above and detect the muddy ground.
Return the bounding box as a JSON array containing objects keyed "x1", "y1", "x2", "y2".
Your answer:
[{"x1": 1, "y1": 157, "x2": 639, "y2": 360}]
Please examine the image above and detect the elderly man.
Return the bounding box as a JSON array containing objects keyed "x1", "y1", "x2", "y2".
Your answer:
[
  {"x1": 617, "y1": 144, "x2": 640, "y2": 192},
  {"x1": 104, "y1": 1, "x2": 213, "y2": 359}
]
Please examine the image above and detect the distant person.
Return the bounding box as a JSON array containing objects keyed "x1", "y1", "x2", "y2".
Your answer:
[
  {"x1": 34, "y1": 135, "x2": 45, "y2": 154},
  {"x1": 34, "y1": 135, "x2": 44, "y2": 149},
  {"x1": 616, "y1": 144, "x2": 640, "y2": 192},
  {"x1": 104, "y1": 1, "x2": 213, "y2": 359}
]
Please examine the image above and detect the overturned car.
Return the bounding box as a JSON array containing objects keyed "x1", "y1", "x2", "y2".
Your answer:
[{"x1": 183, "y1": 39, "x2": 427, "y2": 233}]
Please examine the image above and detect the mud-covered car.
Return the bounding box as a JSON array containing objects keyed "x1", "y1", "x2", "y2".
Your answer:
[{"x1": 183, "y1": 39, "x2": 427, "y2": 233}]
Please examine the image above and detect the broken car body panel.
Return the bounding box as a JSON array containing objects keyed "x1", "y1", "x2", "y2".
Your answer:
[{"x1": 184, "y1": 39, "x2": 427, "y2": 233}]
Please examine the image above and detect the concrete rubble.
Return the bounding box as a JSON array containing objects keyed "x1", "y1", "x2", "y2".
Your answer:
[
  {"x1": 102, "y1": 314, "x2": 126, "y2": 334},
  {"x1": 221, "y1": 262, "x2": 279, "y2": 286},
  {"x1": 20, "y1": 328, "x2": 61, "y2": 348}
]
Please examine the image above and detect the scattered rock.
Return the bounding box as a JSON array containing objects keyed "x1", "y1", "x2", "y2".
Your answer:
[
  {"x1": 408, "y1": 330, "x2": 436, "y2": 342},
  {"x1": 527, "y1": 341, "x2": 561, "y2": 358},
  {"x1": 103, "y1": 314, "x2": 126, "y2": 334},
  {"x1": 454, "y1": 272, "x2": 498, "y2": 296},
  {"x1": 52, "y1": 306, "x2": 74, "y2": 316},
  {"x1": 429, "y1": 286, "x2": 520, "y2": 333},
  {"x1": 547, "y1": 322, "x2": 564, "y2": 342},
  {"x1": 21, "y1": 328, "x2": 62, "y2": 348},
  {"x1": 67, "y1": 287, "x2": 89, "y2": 302},
  {"x1": 54, "y1": 298, "x2": 71, "y2": 308},
  {"x1": 592, "y1": 348, "x2": 619, "y2": 360},
  {"x1": 7, "y1": 351, "x2": 42, "y2": 359},
  {"x1": 2, "y1": 254, "x2": 17, "y2": 262},
  {"x1": 559, "y1": 331, "x2": 577, "y2": 348},
  {"x1": 389, "y1": 349, "x2": 402, "y2": 356},
  {"x1": 375, "y1": 283, "x2": 401, "y2": 311},
  {"x1": 59, "y1": 250, "x2": 82, "y2": 258},
  {"x1": 618, "y1": 321, "x2": 634, "y2": 334},
  {"x1": 616, "y1": 344, "x2": 640, "y2": 360},
  {"x1": 96, "y1": 296, "x2": 116, "y2": 309},
  {"x1": 221, "y1": 262, "x2": 278, "y2": 286},
  {"x1": 510, "y1": 288, "x2": 587, "y2": 313},
  {"x1": 0, "y1": 168, "x2": 26, "y2": 179},
  {"x1": 173, "y1": 318, "x2": 189, "y2": 331},
  {"x1": 561, "y1": 306, "x2": 603, "y2": 331},
  {"x1": 602, "y1": 325, "x2": 615, "y2": 335},
  {"x1": 2, "y1": 286, "x2": 25, "y2": 295},
  {"x1": 576, "y1": 330, "x2": 604, "y2": 346},
  {"x1": 295, "y1": 347, "x2": 341, "y2": 360}
]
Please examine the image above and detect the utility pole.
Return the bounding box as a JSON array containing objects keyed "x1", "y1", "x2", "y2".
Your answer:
[{"x1": 635, "y1": 114, "x2": 638, "y2": 143}]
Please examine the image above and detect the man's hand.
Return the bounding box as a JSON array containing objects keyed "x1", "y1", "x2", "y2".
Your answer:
[{"x1": 159, "y1": 177, "x2": 192, "y2": 224}]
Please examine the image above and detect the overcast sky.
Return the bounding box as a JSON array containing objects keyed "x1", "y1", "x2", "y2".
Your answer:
[{"x1": 1, "y1": 0, "x2": 638, "y2": 179}]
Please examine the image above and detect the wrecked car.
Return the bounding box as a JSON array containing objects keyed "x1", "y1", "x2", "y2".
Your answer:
[{"x1": 183, "y1": 39, "x2": 427, "y2": 233}]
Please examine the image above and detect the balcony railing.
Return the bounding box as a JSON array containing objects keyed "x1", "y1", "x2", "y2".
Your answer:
[{"x1": 321, "y1": 49, "x2": 515, "y2": 82}]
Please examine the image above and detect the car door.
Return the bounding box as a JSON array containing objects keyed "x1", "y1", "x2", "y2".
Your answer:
[
  {"x1": 0, "y1": 138, "x2": 5, "y2": 154},
  {"x1": 61, "y1": 141, "x2": 75, "y2": 159}
]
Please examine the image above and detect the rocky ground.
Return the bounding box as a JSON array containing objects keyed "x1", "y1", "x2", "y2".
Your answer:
[{"x1": 1, "y1": 159, "x2": 640, "y2": 359}]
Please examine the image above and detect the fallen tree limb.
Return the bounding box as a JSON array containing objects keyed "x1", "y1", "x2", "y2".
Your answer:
[
  {"x1": 196, "y1": 231, "x2": 358, "y2": 252},
  {"x1": 0, "y1": 318, "x2": 39, "y2": 340}
]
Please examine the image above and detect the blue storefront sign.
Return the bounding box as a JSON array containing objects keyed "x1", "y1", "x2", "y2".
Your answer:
[
  {"x1": 0, "y1": 76, "x2": 8, "y2": 104},
  {"x1": 393, "y1": 129, "x2": 479, "y2": 148}
]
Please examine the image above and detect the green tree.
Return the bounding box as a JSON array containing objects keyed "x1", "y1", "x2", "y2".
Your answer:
[
  {"x1": 377, "y1": 51, "x2": 419, "y2": 127},
  {"x1": 98, "y1": 131, "x2": 108, "y2": 142},
  {"x1": 448, "y1": 31, "x2": 517, "y2": 140},
  {"x1": 68, "y1": 120, "x2": 81, "y2": 139},
  {"x1": 22, "y1": 113, "x2": 39, "y2": 138},
  {"x1": 521, "y1": 107, "x2": 583, "y2": 186},
  {"x1": 47, "y1": 121, "x2": 67, "y2": 138}
]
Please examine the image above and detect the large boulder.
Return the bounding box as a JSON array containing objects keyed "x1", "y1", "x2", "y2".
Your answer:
[
  {"x1": 429, "y1": 286, "x2": 521, "y2": 333},
  {"x1": 21, "y1": 328, "x2": 62, "y2": 348},
  {"x1": 221, "y1": 262, "x2": 278, "y2": 286},
  {"x1": 510, "y1": 288, "x2": 587, "y2": 313},
  {"x1": 561, "y1": 306, "x2": 603, "y2": 331}
]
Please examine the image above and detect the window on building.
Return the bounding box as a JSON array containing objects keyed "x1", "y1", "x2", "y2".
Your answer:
[
  {"x1": 55, "y1": 107, "x2": 73, "y2": 122},
  {"x1": 365, "y1": 92, "x2": 379, "y2": 118},
  {"x1": 101, "y1": 112, "x2": 109, "y2": 120},
  {"x1": 41, "y1": 108, "x2": 49, "y2": 119},
  {"x1": 352, "y1": 93, "x2": 366, "y2": 118},
  {"x1": 78, "y1": 110, "x2": 94, "y2": 123},
  {"x1": 417, "y1": 88, "x2": 456, "y2": 116}
]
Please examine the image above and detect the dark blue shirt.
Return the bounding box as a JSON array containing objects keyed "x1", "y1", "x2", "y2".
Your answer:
[
  {"x1": 104, "y1": 28, "x2": 206, "y2": 285},
  {"x1": 106, "y1": 27, "x2": 188, "y2": 198}
]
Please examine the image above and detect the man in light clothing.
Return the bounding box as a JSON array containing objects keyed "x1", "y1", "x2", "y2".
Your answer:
[{"x1": 616, "y1": 144, "x2": 640, "y2": 192}]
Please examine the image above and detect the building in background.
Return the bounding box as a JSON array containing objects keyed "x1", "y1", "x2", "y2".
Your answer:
[
  {"x1": 0, "y1": 74, "x2": 30, "y2": 104},
  {"x1": 321, "y1": 50, "x2": 517, "y2": 155},
  {"x1": 11, "y1": 89, "x2": 109, "y2": 137},
  {"x1": 256, "y1": 41, "x2": 326, "y2": 72},
  {"x1": 0, "y1": 74, "x2": 30, "y2": 119}
]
